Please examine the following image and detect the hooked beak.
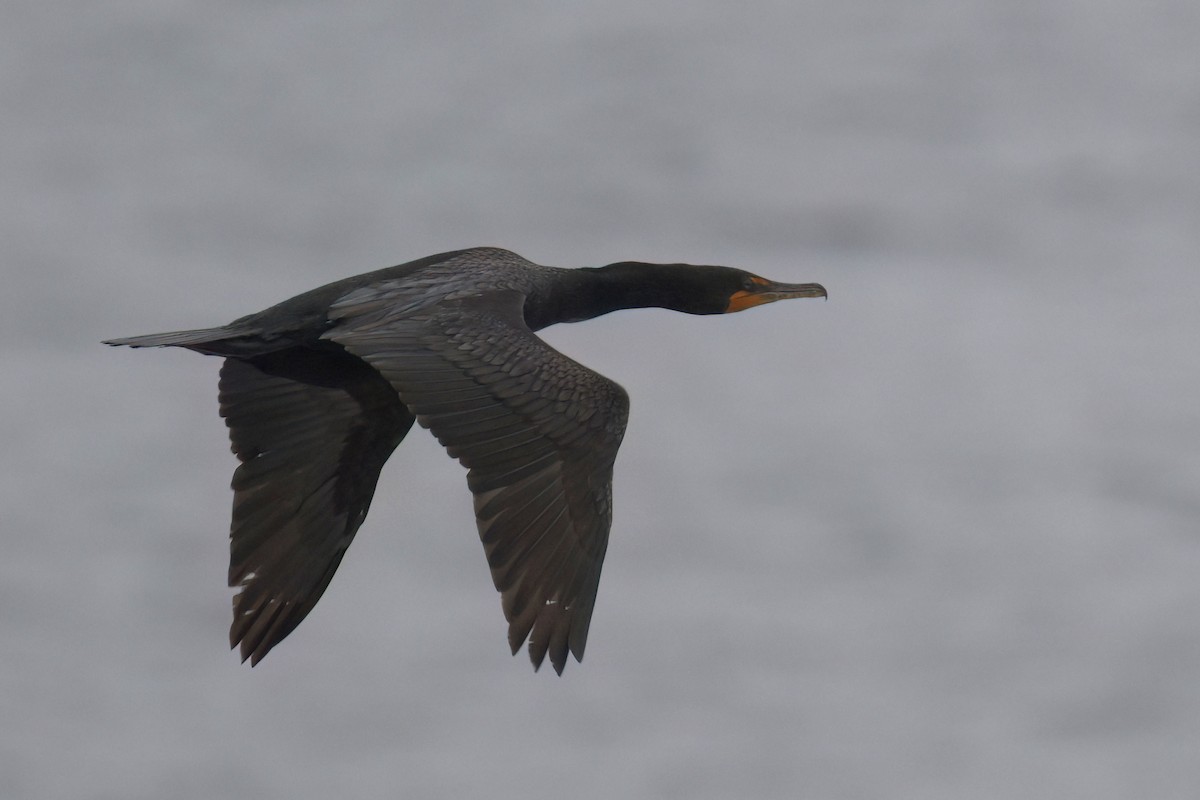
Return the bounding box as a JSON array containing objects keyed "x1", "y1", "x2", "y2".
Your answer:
[{"x1": 725, "y1": 279, "x2": 827, "y2": 313}]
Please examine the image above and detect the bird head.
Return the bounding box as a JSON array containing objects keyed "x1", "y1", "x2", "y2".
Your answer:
[
  {"x1": 721, "y1": 269, "x2": 827, "y2": 313},
  {"x1": 597, "y1": 262, "x2": 825, "y2": 315}
]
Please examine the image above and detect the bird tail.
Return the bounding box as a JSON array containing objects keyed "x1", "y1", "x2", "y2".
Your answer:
[{"x1": 103, "y1": 325, "x2": 255, "y2": 355}]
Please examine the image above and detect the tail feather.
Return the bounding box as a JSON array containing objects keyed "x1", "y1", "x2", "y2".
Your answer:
[{"x1": 103, "y1": 326, "x2": 246, "y2": 351}]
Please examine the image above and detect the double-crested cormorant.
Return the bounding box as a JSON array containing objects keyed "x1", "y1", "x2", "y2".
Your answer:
[{"x1": 106, "y1": 247, "x2": 826, "y2": 673}]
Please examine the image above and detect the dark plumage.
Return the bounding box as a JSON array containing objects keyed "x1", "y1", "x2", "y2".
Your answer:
[{"x1": 105, "y1": 247, "x2": 826, "y2": 673}]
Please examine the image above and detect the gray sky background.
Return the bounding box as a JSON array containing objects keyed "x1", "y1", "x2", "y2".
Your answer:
[{"x1": 5, "y1": 2, "x2": 1199, "y2": 798}]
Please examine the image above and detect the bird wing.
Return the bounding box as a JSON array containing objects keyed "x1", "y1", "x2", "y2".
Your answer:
[
  {"x1": 327, "y1": 289, "x2": 629, "y2": 674},
  {"x1": 219, "y1": 350, "x2": 415, "y2": 665}
]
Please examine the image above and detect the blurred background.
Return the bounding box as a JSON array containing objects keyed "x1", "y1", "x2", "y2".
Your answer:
[{"x1": 4, "y1": 2, "x2": 1199, "y2": 798}]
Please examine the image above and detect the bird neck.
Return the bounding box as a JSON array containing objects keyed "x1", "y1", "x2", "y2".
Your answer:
[{"x1": 523, "y1": 264, "x2": 696, "y2": 331}]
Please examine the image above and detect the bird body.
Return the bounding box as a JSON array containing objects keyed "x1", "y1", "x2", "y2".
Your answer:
[{"x1": 106, "y1": 247, "x2": 825, "y2": 673}]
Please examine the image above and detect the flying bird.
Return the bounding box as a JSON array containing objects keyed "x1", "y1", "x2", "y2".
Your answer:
[{"x1": 106, "y1": 247, "x2": 826, "y2": 673}]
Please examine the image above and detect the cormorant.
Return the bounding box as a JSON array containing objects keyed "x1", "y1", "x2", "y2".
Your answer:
[{"x1": 105, "y1": 247, "x2": 826, "y2": 673}]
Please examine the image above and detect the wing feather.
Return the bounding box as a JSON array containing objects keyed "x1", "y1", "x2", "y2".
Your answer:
[
  {"x1": 330, "y1": 291, "x2": 628, "y2": 673},
  {"x1": 219, "y1": 349, "x2": 414, "y2": 665}
]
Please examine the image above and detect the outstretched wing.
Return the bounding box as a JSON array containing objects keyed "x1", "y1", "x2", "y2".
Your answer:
[
  {"x1": 329, "y1": 290, "x2": 629, "y2": 673},
  {"x1": 219, "y1": 347, "x2": 414, "y2": 664}
]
